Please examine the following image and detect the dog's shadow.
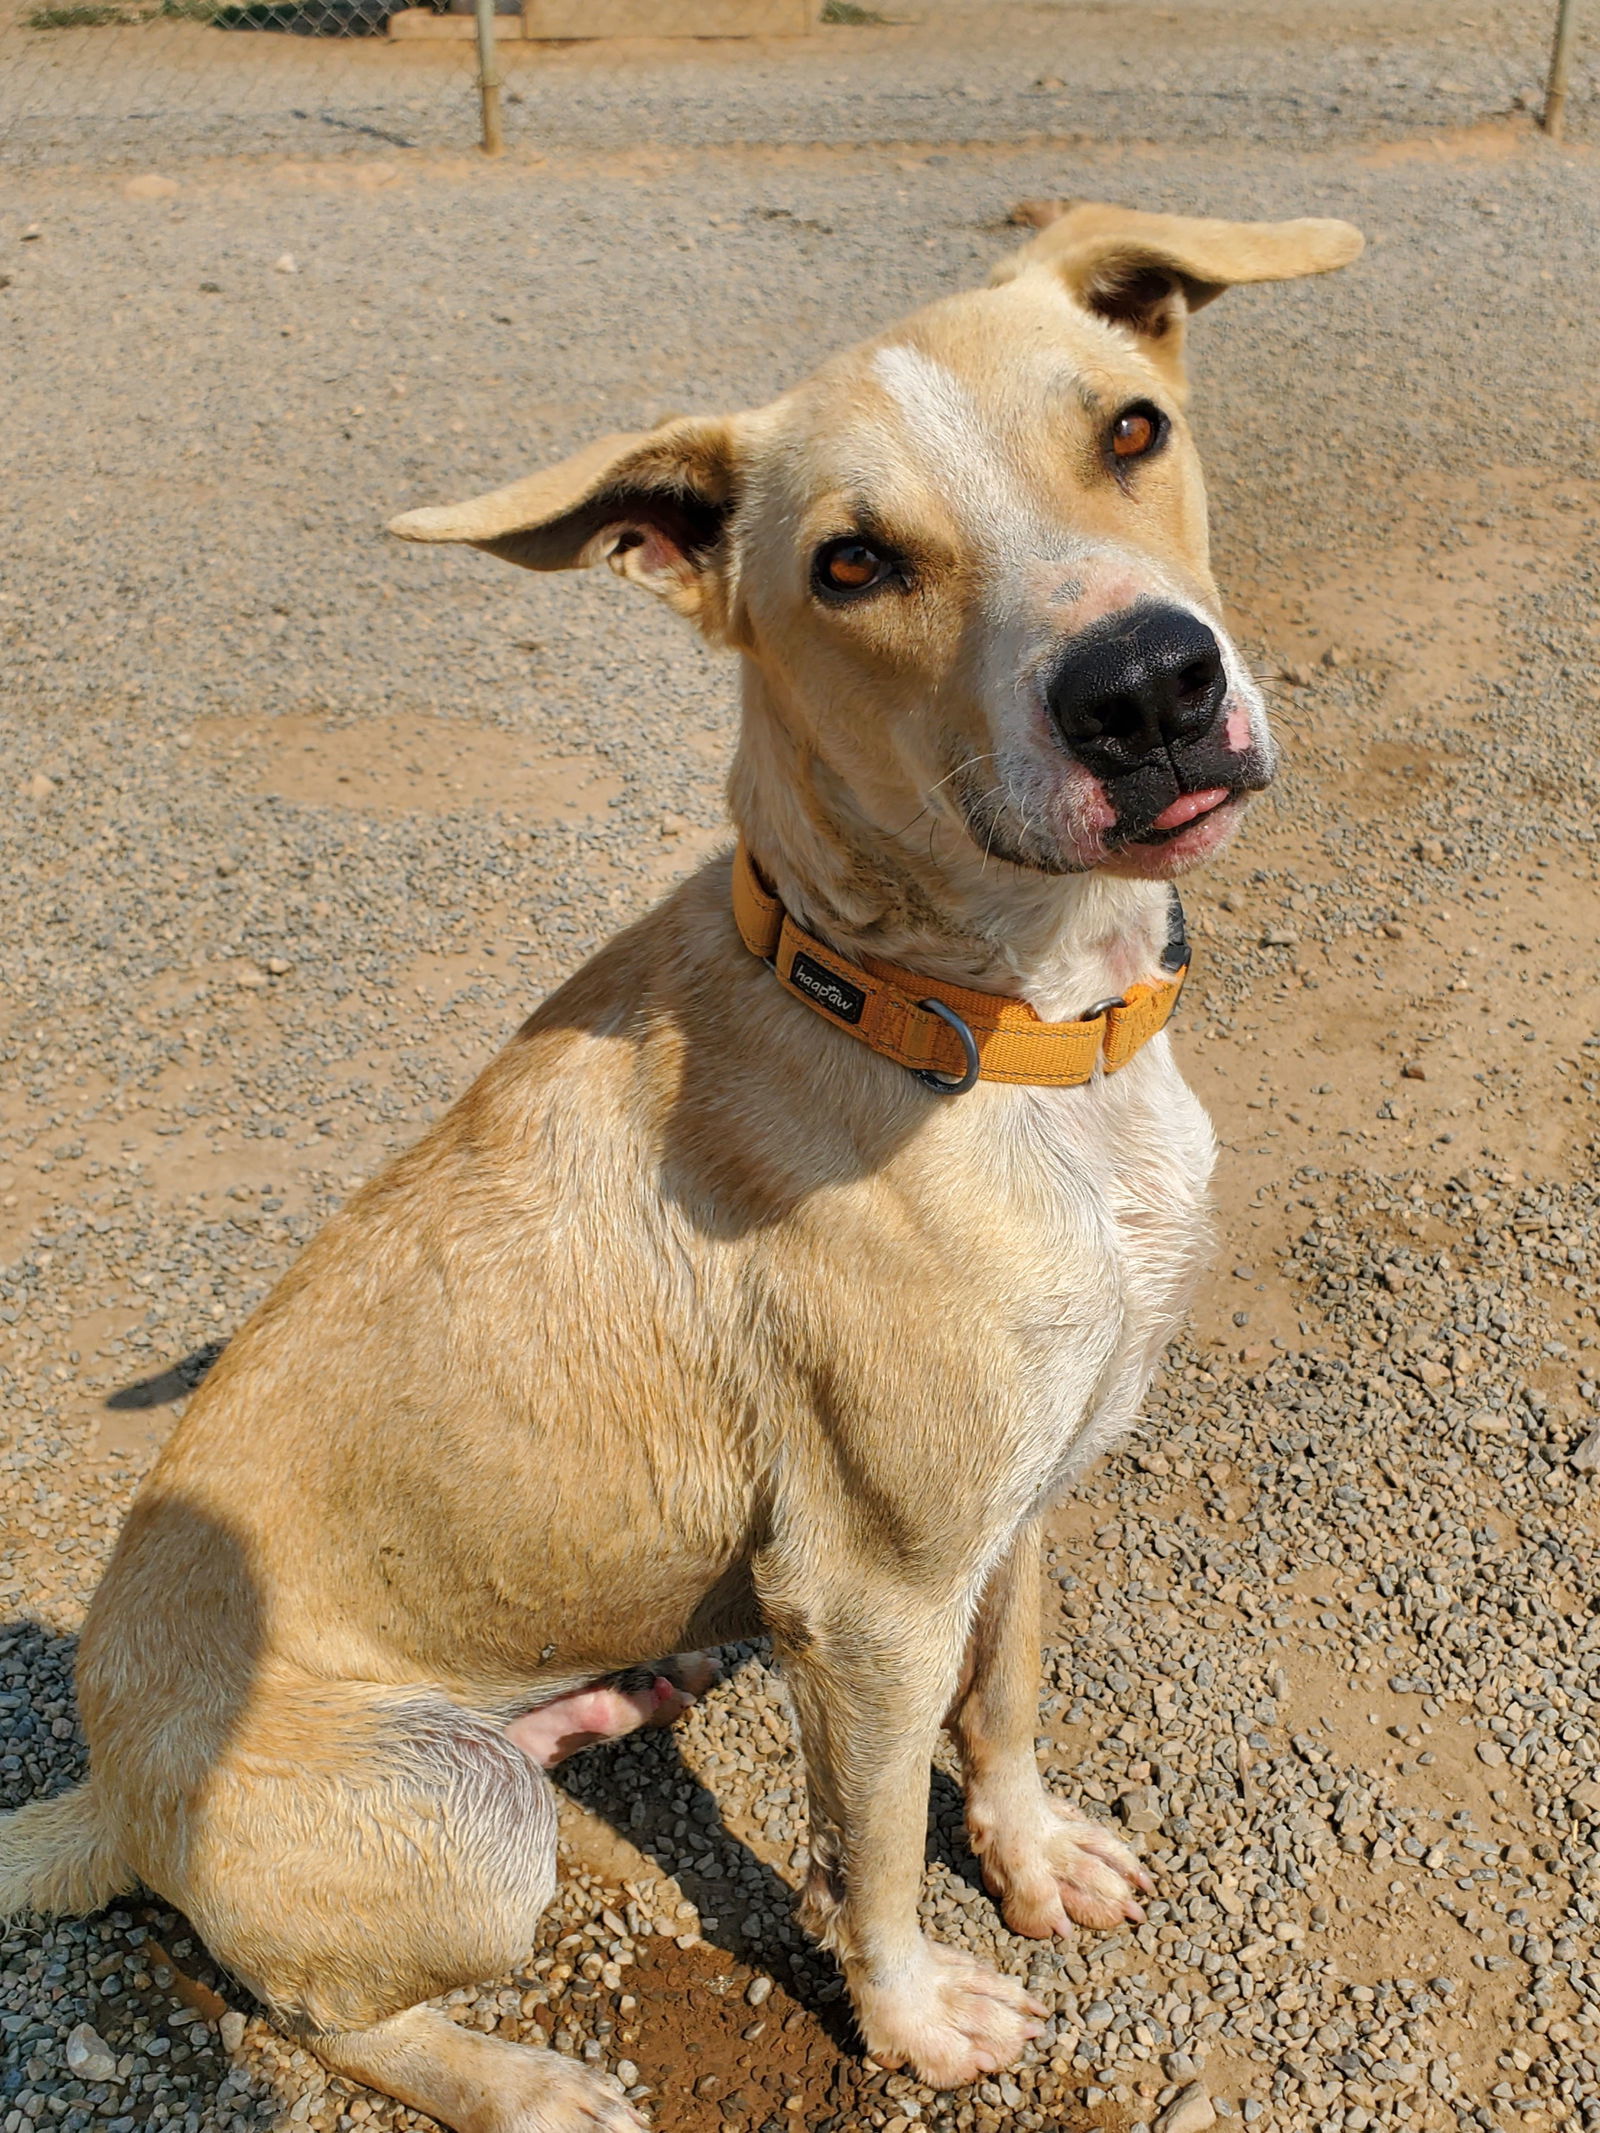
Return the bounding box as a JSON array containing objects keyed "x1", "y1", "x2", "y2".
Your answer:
[
  {"x1": 0, "y1": 1618, "x2": 291, "y2": 2126},
  {"x1": 550, "y1": 1645, "x2": 988, "y2": 2053},
  {"x1": 0, "y1": 1618, "x2": 89, "y2": 1814},
  {"x1": 103, "y1": 1342, "x2": 228, "y2": 1413}
]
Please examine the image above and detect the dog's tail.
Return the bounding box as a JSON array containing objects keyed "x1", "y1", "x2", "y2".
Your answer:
[{"x1": 0, "y1": 1782, "x2": 134, "y2": 1921}]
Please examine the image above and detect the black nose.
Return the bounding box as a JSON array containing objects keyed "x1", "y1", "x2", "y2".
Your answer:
[{"x1": 1047, "y1": 604, "x2": 1228, "y2": 772}]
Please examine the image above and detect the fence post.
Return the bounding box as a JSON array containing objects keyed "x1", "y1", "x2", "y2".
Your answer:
[
  {"x1": 475, "y1": 0, "x2": 504, "y2": 156},
  {"x1": 1544, "y1": 0, "x2": 1580, "y2": 138}
]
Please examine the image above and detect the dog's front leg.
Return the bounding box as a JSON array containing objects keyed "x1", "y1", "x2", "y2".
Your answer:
[
  {"x1": 769, "y1": 1577, "x2": 1046, "y2": 2088},
  {"x1": 953, "y1": 1517, "x2": 1152, "y2": 1937}
]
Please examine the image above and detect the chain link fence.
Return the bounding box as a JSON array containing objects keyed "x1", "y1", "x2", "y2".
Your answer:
[
  {"x1": 0, "y1": 0, "x2": 514, "y2": 169},
  {"x1": 0, "y1": 0, "x2": 1590, "y2": 179}
]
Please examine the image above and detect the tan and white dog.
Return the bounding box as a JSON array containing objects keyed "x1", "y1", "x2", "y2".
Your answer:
[{"x1": 1, "y1": 202, "x2": 1360, "y2": 2132}]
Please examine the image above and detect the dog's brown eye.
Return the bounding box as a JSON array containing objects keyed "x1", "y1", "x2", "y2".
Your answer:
[
  {"x1": 814, "y1": 536, "x2": 895, "y2": 599},
  {"x1": 1110, "y1": 403, "x2": 1166, "y2": 462}
]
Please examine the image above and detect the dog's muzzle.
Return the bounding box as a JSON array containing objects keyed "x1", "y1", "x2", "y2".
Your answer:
[{"x1": 1046, "y1": 601, "x2": 1267, "y2": 843}]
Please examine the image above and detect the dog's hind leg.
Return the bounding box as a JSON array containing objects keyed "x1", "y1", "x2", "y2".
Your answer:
[
  {"x1": 313, "y1": 2007, "x2": 641, "y2": 2133},
  {"x1": 953, "y1": 1517, "x2": 1150, "y2": 1938},
  {"x1": 141, "y1": 1685, "x2": 641, "y2": 2133}
]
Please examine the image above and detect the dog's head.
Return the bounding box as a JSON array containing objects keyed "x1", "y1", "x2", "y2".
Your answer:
[{"x1": 392, "y1": 203, "x2": 1361, "y2": 888}]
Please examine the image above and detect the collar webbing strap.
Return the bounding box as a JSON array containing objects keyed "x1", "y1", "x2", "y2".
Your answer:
[{"x1": 732, "y1": 839, "x2": 1187, "y2": 1091}]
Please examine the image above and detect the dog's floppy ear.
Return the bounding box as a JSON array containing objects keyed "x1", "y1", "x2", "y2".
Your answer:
[
  {"x1": 993, "y1": 200, "x2": 1363, "y2": 385},
  {"x1": 388, "y1": 416, "x2": 740, "y2": 631}
]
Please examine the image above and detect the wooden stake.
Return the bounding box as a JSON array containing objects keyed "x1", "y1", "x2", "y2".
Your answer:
[
  {"x1": 475, "y1": 0, "x2": 504, "y2": 157},
  {"x1": 1544, "y1": 0, "x2": 1580, "y2": 138}
]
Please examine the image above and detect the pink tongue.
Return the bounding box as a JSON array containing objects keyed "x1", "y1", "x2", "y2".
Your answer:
[{"x1": 1151, "y1": 787, "x2": 1228, "y2": 833}]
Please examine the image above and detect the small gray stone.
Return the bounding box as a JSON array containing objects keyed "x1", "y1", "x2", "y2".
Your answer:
[
  {"x1": 1117, "y1": 1786, "x2": 1163, "y2": 1833},
  {"x1": 64, "y1": 2025, "x2": 118, "y2": 2083}
]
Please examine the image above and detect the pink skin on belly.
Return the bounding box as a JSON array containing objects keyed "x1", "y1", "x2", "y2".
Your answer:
[{"x1": 505, "y1": 1654, "x2": 719, "y2": 1768}]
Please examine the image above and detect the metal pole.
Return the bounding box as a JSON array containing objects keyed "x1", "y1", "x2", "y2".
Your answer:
[
  {"x1": 475, "y1": 0, "x2": 504, "y2": 157},
  {"x1": 1544, "y1": 0, "x2": 1580, "y2": 138}
]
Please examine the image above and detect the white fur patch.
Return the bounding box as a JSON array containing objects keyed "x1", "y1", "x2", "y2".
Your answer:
[{"x1": 871, "y1": 343, "x2": 1042, "y2": 555}]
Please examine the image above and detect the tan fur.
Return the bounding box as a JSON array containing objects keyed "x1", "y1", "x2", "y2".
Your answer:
[
  {"x1": 0, "y1": 1785, "x2": 134, "y2": 1920},
  {"x1": 2, "y1": 203, "x2": 1360, "y2": 2132}
]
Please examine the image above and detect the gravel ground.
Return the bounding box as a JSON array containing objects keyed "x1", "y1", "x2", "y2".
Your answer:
[{"x1": 4, "y1": 12, "x2": 1600, "y2": 2133}]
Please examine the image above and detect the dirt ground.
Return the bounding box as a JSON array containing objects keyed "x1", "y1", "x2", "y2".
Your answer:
[{"x1": 3, "y1": 7, "x2": 1600, "y2": 2133}]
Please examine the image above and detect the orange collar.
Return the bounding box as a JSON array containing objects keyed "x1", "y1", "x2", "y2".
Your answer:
[{"x1": 732, "y1": 839, "x2": 1189, "y2": 1095}]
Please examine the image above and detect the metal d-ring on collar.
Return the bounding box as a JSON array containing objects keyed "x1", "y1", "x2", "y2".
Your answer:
[{"x1": 913, "y1": 997, "x2": 982, "y2": 1095}]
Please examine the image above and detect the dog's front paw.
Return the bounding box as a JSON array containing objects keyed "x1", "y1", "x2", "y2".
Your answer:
[
  {"x1": 855, "y1": 1940, "x2": 1045, "y2": 2089},
  {"x1": 973, "y1": 1797, "x2": 1152, "y2": 1937}
]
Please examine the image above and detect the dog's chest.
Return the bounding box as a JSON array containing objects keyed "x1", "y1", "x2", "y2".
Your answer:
[{"x1": 980, "y1": 1045, "x2": 1214, "y2": 1478}]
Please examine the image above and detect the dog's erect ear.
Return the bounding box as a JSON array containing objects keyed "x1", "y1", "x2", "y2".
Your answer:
[
  {"x1": 993, "y1": 201, "x2": 1363, "y2": 384},
  {"x1": 388, "y1": 417, "x2": 740, "y2": 630}
]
